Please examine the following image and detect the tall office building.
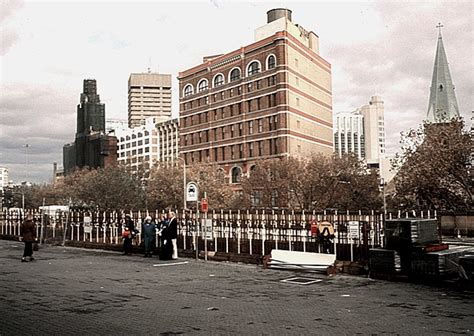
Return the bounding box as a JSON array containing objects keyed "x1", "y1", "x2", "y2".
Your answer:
[
  {"x1": 334, "y1": 96, "x2": 385, "y2": 167},
  {"x1": 128, "y1": 72, "x2": 172, "y2": 128},
  {"x1": 360, "y1": 96, "x2": 385, "y2": 166},
  {"x1": 178, "y1": 8, "x2": 332, "y2": 183},
  {"x1": 426, "y1": 25, "x2": 459, "y2": 123},
  {"x1": 334, "y1": 112, "x2": 365, "y2": 160},
  {"x1": 63, "y1": 80, "x2": 117, "y2": 175}
]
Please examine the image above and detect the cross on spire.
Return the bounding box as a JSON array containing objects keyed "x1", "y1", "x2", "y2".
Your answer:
[{"x1": 436, "y1": 22, "x2": 444, "y2": 36}]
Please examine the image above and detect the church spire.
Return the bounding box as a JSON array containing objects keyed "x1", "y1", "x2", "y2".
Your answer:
[{"x1": 426, "y1": 23, "x2": 460, "y2": 123}]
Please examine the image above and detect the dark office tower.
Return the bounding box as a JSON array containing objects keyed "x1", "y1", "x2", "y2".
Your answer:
[
  {"x1": 77, "y1": 79, "x2": 105, "y2": 137},
  {"x1": 63, "y1": 79, "x2": 117, "y2": 175}
]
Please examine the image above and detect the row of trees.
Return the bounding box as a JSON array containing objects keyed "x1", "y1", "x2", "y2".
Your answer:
[
  {"x1": 2, "y1": 153, "x2": 382, "y2": 211},
  {"x1": 2, "y1": 119, "x2": 471, "y2": 212}
]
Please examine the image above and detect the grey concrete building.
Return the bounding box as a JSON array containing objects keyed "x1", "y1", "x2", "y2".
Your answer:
[{"x1": 128, "y1": 72, "x2": 172, "y2": 128}]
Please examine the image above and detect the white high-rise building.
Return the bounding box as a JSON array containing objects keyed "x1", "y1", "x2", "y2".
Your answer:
[
  {"x1": 359, "y1": 96, "x2": 386, "y2": 166},
  {"x1": 128, "y1": 72, "x2": 172, "y2": 128},
  {"x1": 0, "y1": 167, "x2": 9, "y2": 190},
  {"x1": 334, "y1": 112, "x2": 365, "y2": 160},
  {"x1": 334, "y1": 96, "x2": 385, "y2": 167},
  {"x1": 115, "y1": 117, "x2": 179, "y2": 172}
]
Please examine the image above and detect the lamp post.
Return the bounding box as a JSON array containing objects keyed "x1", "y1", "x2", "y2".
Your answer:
[
  {"x1": 24, "y1": 144, "x2": 30, "y2": 184},
  {"x1": 175, "y1": 156, "x2": 186, "y2": 210},
  {"x1": 381, "y1": 178, "x2": 387, "y2": 219}
]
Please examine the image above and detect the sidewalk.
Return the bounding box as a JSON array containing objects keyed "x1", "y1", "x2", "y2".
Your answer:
[{"x1": 0, "y1": 240, "x2": 473, "y2": 335}]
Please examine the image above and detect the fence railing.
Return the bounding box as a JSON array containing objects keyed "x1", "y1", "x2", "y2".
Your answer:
[{"x1": 0, "y1": 209, "x2": 438, "y2": 262}]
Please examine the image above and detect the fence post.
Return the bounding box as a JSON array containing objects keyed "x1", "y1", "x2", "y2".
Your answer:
[
  {"x1": 237, "y1": 210, "x2": 242, "y2": 255},
  {"x1": 261, "y1": 210, "x2": 266, "y2": 256},
  {"x1": 249, "y1": 211, "x2": 254, "y2": 256}
]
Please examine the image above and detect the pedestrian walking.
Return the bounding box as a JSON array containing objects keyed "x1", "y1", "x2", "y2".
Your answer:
[
  {"x1": 122, "y1": 214, "x2": 135, "y2": 256},
  {"x1": 168, "y1": 211, "x2": 178, "y2": 260},
  {"x1": 21, "y1": 214, "x2": 37, "y2": 262},
  {"x1": 142, "y1": 216, "x2": 156, "y2": 257}
]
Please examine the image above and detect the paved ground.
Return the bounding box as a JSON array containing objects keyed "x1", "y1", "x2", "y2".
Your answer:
[{"x1": 0, "y1": 240, "x2": 473, "y2": 336}]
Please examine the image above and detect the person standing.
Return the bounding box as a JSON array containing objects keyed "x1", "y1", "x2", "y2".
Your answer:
[
  {"x1": 159, "y1": 214, "x2": 171, "y2": 260},
  {"x1": 168, "y1": 211, "x2": 178, "y2": 260},
  {"x1": 122, "y1": 214, "x2": 135, "y2": 256},
  {"x1": 21, "y1": 214, "x2": 37, "y2": 262},
  {"x1": 142, "y1": 216, "x2": 156, "y2": 258}
]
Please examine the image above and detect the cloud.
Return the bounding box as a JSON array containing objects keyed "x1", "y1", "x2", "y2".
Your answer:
[
  {"x1": 0, "y1": 0, "x2": 23, "y2": 55},
  {"x1": 0, "y1": 83, "x2": 76, "y2": 182}
]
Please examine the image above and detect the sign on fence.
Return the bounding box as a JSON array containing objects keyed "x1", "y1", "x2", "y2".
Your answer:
[
  {"x1": 347, "y1": 221, "x2": 360, "y2": 239},
  {"x1": 83, "y1": 216, "x2": 92, "y2": 234},
  {"x1": 202, "y1": 219, "x2": 213, "y2": 239}
]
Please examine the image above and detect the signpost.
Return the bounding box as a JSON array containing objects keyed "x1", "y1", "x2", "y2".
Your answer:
[{"x1": 201, "y1": 194, "x2": 209, "y2": 261}]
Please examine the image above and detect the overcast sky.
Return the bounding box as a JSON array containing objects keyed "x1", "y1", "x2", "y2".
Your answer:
[{"x1": 1, "y1": 0, "x2": 473, "y2": 184}]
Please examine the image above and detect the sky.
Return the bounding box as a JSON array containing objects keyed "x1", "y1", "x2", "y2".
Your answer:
[{"x1": 1, "y1": 0, "x2": 473, "y2": 184}]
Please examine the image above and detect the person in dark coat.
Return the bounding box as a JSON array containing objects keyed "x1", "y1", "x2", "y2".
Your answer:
[
  {"x1": 142, "y1": 216, "x2": 156, "y2": 257},
  {"x1": 167, "y1": 211, "x2": 179, "y2": 260},
  {"x1": 21, "y1": 214, "x2": 37, "y2": 262},
  {"x1": 122, "y1": 214, "x2": 135, "y2": 255},
  {"x1": 158, "y1": 214, "x2": 172, "y2": 260}
]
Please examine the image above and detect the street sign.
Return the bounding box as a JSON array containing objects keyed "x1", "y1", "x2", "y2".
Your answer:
[
  {"x1": 186, "y1": 182, "x2": 198, "y2": 202},
  {"x1": 201, "y1": 198, "x2": 208, "y2": 213}
]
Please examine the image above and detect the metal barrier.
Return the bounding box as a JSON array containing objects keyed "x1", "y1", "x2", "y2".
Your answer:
[{"x1": 0, "y1": 209, "x2": 437, "y2": 262}]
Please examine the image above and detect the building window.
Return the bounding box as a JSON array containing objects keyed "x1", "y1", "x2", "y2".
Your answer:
[
  {"x1": 249, "y1": 143, "x2": 254, "y2": 157},
  {"x1": 231, "y1": 166, "x2": 242, "y2": 183},
  {"x1": 213, "y1": 74, "x2": 224, "y2": 87},
  {"x1": 214, "y1": 147, "x2": 218, "y2": 161},
  {"x1": 198, "y1": 79, "x2": 208, "y2": 92},
  {"x1": 239, "y1": 144, "x2": 243, "y2": 158},
  {"x1": 257, "y1": 97, "x2": 261, "y2": 110},
  {"x1": 258, "y1": 119, "x2": 263, "y2": 133},
  {"x1": 238, "y1": 123, "x2": 243, "y2": 136},
  {"x1": 184, "y1": 84, "x2": 193, "y2": 97},
  {"x1": 231, "y1": 125, "x2": 235, "y2": 137},
  {"x1": 237, "y1": 86, "x2": 242, "y2": 95},
  {"x1": 256, "y1": 80, "x2": 261, "y2": 89},
  {"x1": 249, "y1": 120, "x2": 253, "y2": 134},
  {"x1": 221, "y1": 127, "x2": 225, "y2": 140},
  {"x1": 247, "y1": 83, "x2": 252, "y2": 92},
  {"x1": 267, "y1": 54, "x2": 276, "y2": 69},
  {"x1": 258, "y1": 141, "x2": 263, "y2": 156},
  {"x1": 230, "y1": 68, "x2": 241, "y2": 82},
  {"x1": 247, "y1": 61, "x2": 261, "y2": 76},
  {"x1": 269, "y1": 93, "x2": 276, "y2": 107}
]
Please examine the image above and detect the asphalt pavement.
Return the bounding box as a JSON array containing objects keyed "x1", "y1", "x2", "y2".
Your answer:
[{"x1": 0, "y1": 240, "x2": 473, "y2": 335}]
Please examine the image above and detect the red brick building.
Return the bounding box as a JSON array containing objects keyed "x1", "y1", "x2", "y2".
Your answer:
[{"x1": 178, "y1": 9, "x2": 333, "y2": 184}]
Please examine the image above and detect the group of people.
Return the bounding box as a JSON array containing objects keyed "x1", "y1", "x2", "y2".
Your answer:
[{"x1": 122, "y1": 210, "x2": 178, "y2": 260}]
